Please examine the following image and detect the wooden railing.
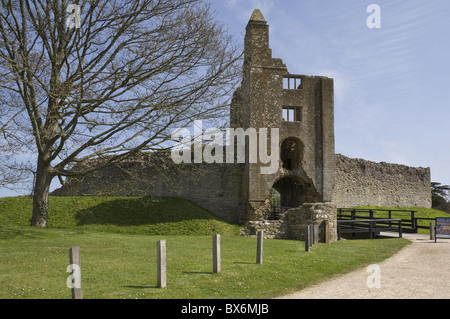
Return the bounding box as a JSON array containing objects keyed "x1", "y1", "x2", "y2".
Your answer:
[
  {"x1": 337, "y1": 208, "x2": 418, "y2": 233},
  {"x1": 337, "y1": 219, "x2": 403, "y2": 240}
]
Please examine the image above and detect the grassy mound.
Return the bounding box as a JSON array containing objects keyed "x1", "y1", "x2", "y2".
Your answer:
[{"x1": 0, "y1": 196, "x2": 241, "y2": 236}]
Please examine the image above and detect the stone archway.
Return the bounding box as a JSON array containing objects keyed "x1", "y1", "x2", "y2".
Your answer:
[{"x1": 272, "y1": 176, "x2": 307, "y2": 210}]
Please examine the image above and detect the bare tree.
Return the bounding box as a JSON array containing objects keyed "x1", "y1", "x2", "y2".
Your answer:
[{"x1": 0, "y1": 0, "x2": 241, "y2": 227}]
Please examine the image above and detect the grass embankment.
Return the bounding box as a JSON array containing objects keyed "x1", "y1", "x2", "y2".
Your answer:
[
  {"x1": 3, "y1": 196, "x2": 444, "y2": 299},
  {"x1": 0, "y1": 196, "x2": 241, "y2": 236}
]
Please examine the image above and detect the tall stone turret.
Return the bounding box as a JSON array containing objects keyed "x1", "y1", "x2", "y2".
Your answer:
[{"x1": 231, "y1": 9, "x2": 336, "y2": 232}]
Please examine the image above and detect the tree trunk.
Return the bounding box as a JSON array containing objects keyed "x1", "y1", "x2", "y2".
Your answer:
[{"x1": 30, "y1": 160, "x2": 54, "y2": 227}]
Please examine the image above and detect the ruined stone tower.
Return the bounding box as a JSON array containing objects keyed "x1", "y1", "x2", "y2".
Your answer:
[{"x1": 231, "y1": 9, "x2": 336, "y2": 229}]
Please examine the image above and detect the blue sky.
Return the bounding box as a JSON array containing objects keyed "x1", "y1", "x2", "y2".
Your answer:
[
  {"x1": 211, "y1": 0, "x2": 450, "y2": 187},
  {"x1": 1, "y1": 0, "x2": 449, "y2": 197}
]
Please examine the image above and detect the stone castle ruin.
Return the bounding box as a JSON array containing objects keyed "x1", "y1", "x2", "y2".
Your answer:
[{"x1": 53, "y1": 10, "x2": 431, "y2": 242}]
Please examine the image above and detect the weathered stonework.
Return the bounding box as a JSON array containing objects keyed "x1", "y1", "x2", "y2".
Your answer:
[
  {"x1": 332, "y1": 154, "x2": 431, "y2": 208},
  {"x1": 283, "y1": 202, "x2": 337, "y2": 243},
  {"x1": 230, "y1": 9, "x2": 335, "y2": 227}
]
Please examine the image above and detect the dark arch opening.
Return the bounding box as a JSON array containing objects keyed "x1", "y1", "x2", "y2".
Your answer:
[
  {"x1": 280, "y1": 137, "x2": 303, "y2": 170},
  {"x1": 270, "y1": 177, "x2": 307, "y2": 219}
]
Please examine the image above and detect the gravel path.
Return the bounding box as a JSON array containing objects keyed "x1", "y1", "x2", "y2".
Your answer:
[{"x1": 278, "y1": 233, "x2": 450, "y2": 299}]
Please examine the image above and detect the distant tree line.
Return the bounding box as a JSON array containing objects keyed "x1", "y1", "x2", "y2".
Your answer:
[{"x1": 431, "y1": 182, "x2": 450, "y2": 213}]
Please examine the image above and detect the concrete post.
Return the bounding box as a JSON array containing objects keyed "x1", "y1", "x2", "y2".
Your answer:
[
  {"x1": 68, "y1": 246, "x2": 83, "y2": 299},
  {"x1": 213, "y1": 234, "x2": 221, "y2": 273},
  {"x1": 256, "y1": 231, "x2": 263, "y2": 264},
  {"x1": 313, "y1": 224, "x2": 319, "y2": 244},
  {"x1": 157, "y1": 240, "x2": 166, "y2": 288}
]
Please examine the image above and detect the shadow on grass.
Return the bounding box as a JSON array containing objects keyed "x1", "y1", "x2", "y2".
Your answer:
[
  {"x1": 183, "y1": 271, "x2": 213, "y2": 275},
  {"x1": 122, "y1": 285, "x2": 159, "y2": 289},
  {"x1": 0, "y1": 226, "x2": 45, "y2": 240},
  {"x1": 75, "y1": 196, "x2": 219, "y2": 226}
]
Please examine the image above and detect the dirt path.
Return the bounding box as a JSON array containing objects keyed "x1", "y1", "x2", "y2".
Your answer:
[{"x1": 278, "y1": 233, "x2": 450, "y2": 299}]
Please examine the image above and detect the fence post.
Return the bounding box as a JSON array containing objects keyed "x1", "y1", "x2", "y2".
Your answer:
[
  {"x1": 430, "y1": 221, "x2": 435, "y2": 240},
  {"x1": 305, "y1": 225, "x2": 310, "y2": 252},
  {"x1": 369, "y1": 221, "x2": 374, "y2": 239},
  {"x1": 388, "y1": 210, "x2": 392, "y2": 227},
  {"x1": 398, "y1": 220, "x2": 402, "y2": 238},
  {"x1": 213, "y1": 234, "x2": 221, "y2": 273},
  {"x1": 256, "y1": 231, "x2": 263, "y2": 264},
  {"x1": 68, "y1": 246, "x2": 83, "y2": 299},
  {"x1": 157, "y1": 240, "x2": 166, "y2": 288},
  {"x1": 337, "y1": 222, "x2": 341, "y2": 240}
]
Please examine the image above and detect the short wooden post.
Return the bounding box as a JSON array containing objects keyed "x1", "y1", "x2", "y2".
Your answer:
[
  {"x1": 213, "y1": 234, "x2": 221, "y2": 273},
  {"x1": 430, "y1": 221, "x2": 435, "y2": 240},
  {"x1": 305, "y1": 225, "x2": 310, "y2": 252},
  {"x1": 157, "y1": 240, "x2": 166, "y2": 288},
  {"x1": 68, "y1": 246, "x2": 82, "y2": 299},
  {"x1": 256, "y1": 231, "x2": 263, "y2": 264},
  {"x1": 398, "y1": 220, "x2": 402, "y2": 238}
]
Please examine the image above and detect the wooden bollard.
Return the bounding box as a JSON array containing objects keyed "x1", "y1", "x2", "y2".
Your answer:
[
  {"x1": 256, "y1": 231, "x2": 263, "y2": 264},
  {"x1": 68, "y1": 246, "x2": 83, "y2": 299},
  {"x1": 213, "y1": 234, "x2": 221, "y2": 273},
  {"x1": 157, "y1": 240, "x2": 166, "y2": 288}
]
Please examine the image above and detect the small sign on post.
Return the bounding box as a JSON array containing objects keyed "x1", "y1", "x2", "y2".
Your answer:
[
  {"x1": 213, "y1": 234, "x2": 221, "y2": 273},
  {"x1": 68, "y1": 246, "x2": 82, "y2": 299},
  {"x1": 256, "y1": 231, "x2": 263, "y2": 264},
  {"x1": 157, "y1": 240, "x2": 166, "y2": 288},
  {"x1": 435, "y1": 218, "x2": 450, "y2": 243}
]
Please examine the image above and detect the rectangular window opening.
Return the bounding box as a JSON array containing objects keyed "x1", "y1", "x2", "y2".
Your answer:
[
  {"x1": 283, "y1": 77, "x2": 302, "y2": 90},
  {"x1": 282, "y1": 106, "x2": 302, "y2": 122}
]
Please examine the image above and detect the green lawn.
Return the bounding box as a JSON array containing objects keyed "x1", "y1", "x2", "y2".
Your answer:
[
  {"x1": 0, "y1": 225, "x2": 410, "y2": 299},
  {"x1": 3, "y1": 196, "x2": 446, "y2": 299}
]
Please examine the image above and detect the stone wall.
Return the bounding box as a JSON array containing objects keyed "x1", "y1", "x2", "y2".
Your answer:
[
  {"x1": 52, "y1": 151, "x2": 246, "y2": 223},
  {"x1": 332, "y1": 154, "x2": 431, "y2": 208},
  {"x1": 242, "y1": 202, "x2": 337, "y2": 243},
  {"x1": 53, "y1": 152, "x2": 432, "y2": 224}
]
